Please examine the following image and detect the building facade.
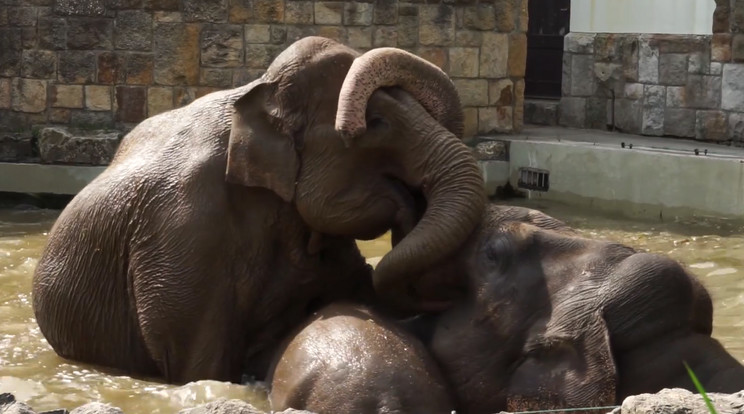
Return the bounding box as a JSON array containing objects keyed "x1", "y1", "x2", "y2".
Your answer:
[{"x1": 551, "y1": 0, "x2": 744, "y2": 142}]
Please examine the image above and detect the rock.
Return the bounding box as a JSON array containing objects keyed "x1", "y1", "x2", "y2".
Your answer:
[
  {"x1": 0, "y1": 393, "x2": 15, "y2": 405},
  {"x1": 39, "y1": 410, "x2": 69, "y2": 414},
  {"x1": 463, "y1": 4, "x2": 496, "y2": 31},
  {"x1": 730, "y1": 112, "x2": 744, "y2": 141},
  {"x1": 722, "y1": 64, "x2": 744, "y2": 112},
  {"x1": 480, "y1": 32, "x2": 508, "y2": 78},
  {"x1": 472, "y1": 140, "x2": 507, "y2": 161},
  {"x1": 114, "y1": 10, "x2": 153, "y2": 51},
  {"x1": 11, "y1": 78, "x2": 47, "y2": 113},
  {"x1": 419, "y1": 5, "x2": 455, "y2": 46},
  {"x1": 564, "y1": 32, "x2": 596, "y2": 54},
  {"x1": 373, "y1": 0, "x2": 397, "y2": 25},
  {"x1": 66, "y1": 18, "x2": 112, "y2": 50},
  {"x1": 200, "y1": 25, "x2": 243, "y2": 67},
  {"x1": 696, "y1": 110, "x2": 728, "y2": 141},
  {"x1": 454, "y1": 79, "x2": 488, "y2": 107},
  {"x1": 0, "y1": 132, "x2": 36, "y2": 162},
  {"x1": 21, "y1": 50, "x2": 57, "y2": 79},
  {"x1": 619, "y1": 388, "x2": 744, "y2": 414},
  {"x1": 177, "y1": 399, "x2": 265, "y2": 414},
  {"x1": 153, "y1": 23, "x2": 200, "y2": 86},
  {"x1": 0, "y1": 401, "x2": 36, "y2": 414},
  {"x1": 313, "y1": 2, "x2": 342, "y2": 25},
  {"x1": 664, "y1": 108, "x2": 696, "y2": 138},
  {"x1": 285, "y1": 2, "x2": 313, "y2": 25},
  {"x1": 58, "y1": 51, "x2": 97, "y2": 84},
  {"x1": 53, "y1": 0, "x2": 107, "y2": 16},
  {"x1": 658, "y1": 53, "x2": 688, "y2": 86},
  {"x1": 524, "y1": 100, "x2": 559, "y2": 126},
  {"x1": 559, "y1": 96, "x2": 586, "y2": 128},
  {"x1": 449, "y1": 47, "x2": 479, "y2": 78},
  {"x1": 639, "y1": 37, "x2": 659, "y2": 83},
  {"x1": 69, "y1": 403, "x2": 122, "y2": 414},
  {"x1": 570, "y1": 54, "x2": 596, "y2": 96},
  {"x1": 38, "y1": 126, "x2": 122, "y2": 165},
  {"x1": 343, "y1": 2, "x2": 373, "y2": 26},
  {"x1": 115, "y1": 86, "x2": 147, "y2": 123},
  {"x1": 183, "y1": 0, "x2": 227, "y2": 22},
  {"x1": 687, "y1": 74, "x2": 722, "y2": 110}
]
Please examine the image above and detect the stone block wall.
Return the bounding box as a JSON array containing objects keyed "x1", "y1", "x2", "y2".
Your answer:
[
  {"x1": 559, "y1": 0, "x2": 744, "y2": 143},
  {"x1": 0, "y1": 0, "x2": 527, "y2": 149}
]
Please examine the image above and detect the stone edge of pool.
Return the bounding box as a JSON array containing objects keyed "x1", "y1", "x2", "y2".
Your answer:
[
  {"x1": 3, "y1": 124, "x2": 744, "y2": 222},
  {"x1": 3, "y1": 387, "x2": 744, "y2": 414}
]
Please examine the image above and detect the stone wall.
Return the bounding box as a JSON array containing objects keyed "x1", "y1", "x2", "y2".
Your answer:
[
  {"x1": 559, "y1": 0, "x2": 744, "y2": 143},
  {"x1": 0, "y1": 0, "x2": 527, "y2": 153}
]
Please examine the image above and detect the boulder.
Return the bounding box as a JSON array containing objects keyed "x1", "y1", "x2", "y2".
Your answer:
[
  {"x1": 38, "y1": 127, "x2": 122, "y2": 166},
  {"x1": 177, "y1": 398, "x2": 316, "y2": 414},
  {"x1": 69, "y1": 403, "x2": 123, "y2": 414},
  {"x1": 618, "y1": 388, "x2": 744, "y2": 414},
  {"x1": 0, "y1": 394, "x2": 35, "y2": 414}
]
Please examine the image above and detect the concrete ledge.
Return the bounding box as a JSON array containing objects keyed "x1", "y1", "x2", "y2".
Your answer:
[
  {"x1": 0, "y1": 162, "x2": 106, "y2": 195},
  {"x1": 479, "y1": 126, "x2": 744, "y2": 220}
]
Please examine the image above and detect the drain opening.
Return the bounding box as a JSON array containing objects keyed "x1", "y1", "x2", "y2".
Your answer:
[{"x1": 517, "y1": 167, "x2": 550, "y2": 192}]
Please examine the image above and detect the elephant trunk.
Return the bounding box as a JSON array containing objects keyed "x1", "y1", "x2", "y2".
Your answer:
[
  {"x1": 335, "y1": 48, "x2": 465, "y2": 144},
  {"x1": 336, "y1": 46, "x2": 484, "y2": 310},
  {"x1": 374, "y1": 127, "x2": 485, "y2": 308}
]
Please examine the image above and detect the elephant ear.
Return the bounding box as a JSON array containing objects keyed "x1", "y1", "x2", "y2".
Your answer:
[
  {"x1": 506, "y1": 312, "x2": 618, "y2": 412},
  {"x1": 226, "y1": 81, "x2": 299, "y2": 203}
]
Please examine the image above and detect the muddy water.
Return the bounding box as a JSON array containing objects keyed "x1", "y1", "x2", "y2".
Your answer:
[{"x1": 1, "y1": 201, "x2": 743, "y2": 412}]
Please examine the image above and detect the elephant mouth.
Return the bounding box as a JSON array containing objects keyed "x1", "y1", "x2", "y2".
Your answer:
[{"x1": 387, "y1": 176, "x2": 427, "y2": 248}]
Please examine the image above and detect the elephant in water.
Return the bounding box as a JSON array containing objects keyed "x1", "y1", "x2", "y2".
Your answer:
[
  {"x1": 32, "y1": 36, "x2": 486, "y2": 384},
  {"x1": 406, "y1": 204, "x2": 744, "y2": 413},
  {"x1": 267, "y1": 205, "x2": 744, "y2": 414},
  {"x1": 268, "y1": 302, "x2": 455, "y2": 414}
]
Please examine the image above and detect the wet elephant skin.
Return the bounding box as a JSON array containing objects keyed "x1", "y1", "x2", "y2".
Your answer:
[{"x1": 31, "y1": 36, "x2": 485, "y2": 385}]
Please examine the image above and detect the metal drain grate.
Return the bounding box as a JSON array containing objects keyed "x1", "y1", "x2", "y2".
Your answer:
[{"x1": 517, "y1": 167, "x2": 550, "y2": 192}]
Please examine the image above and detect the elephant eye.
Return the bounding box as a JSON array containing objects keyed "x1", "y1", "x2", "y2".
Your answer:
[{"x1": 366, "y1": 116, "x2": 389, "y2": 130}]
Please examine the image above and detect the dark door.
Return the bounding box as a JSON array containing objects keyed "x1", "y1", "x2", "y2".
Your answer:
[{"x1": 525, "y1": 0, "x2": 571, "y2": 99}]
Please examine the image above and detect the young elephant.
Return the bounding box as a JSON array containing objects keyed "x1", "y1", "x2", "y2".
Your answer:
[
  {"x1": 32, "y1": 36, "x2": 485, "y2": 384},
  {"x1": 268, "y1": 302, "x2": 455, "y2": 414},
  {"x1": 404, "y1": 204, "x2": 744, "y2": 414}
]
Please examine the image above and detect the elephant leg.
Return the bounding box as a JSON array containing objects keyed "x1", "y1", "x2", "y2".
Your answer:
[{"x1": 131, "y1": 264, "x2": 244, "y2": 384}]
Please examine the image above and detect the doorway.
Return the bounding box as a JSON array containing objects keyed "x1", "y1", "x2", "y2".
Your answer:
[{"x1": 524, "y1": 0, "x2": 571, "y2": 99}]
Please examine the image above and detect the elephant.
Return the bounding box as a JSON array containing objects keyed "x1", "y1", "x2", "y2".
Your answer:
[
  {"x1": 267, "y1": 302, "x2": 455, "y2": 414},
  {"x1": 31, "y1": 36, "x2": 486, "y2": 384},
  {"x1": 398, "y1": 204, "x2": 744, "y2": 413}
]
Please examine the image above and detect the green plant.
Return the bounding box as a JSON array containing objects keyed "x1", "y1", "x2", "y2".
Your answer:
[{"x1": 684, "y1": 361, "x2": 718, "y2": 414}]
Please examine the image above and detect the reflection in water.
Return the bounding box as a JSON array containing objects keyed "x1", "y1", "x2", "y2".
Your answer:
[{"x1": 0, "y1": 200, "x2": 743, "y2": 412}]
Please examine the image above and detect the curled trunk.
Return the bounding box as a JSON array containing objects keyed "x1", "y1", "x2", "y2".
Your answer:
[
  {"x1": 374, "y1": 128, "x2": 485, "y2": 310},
  {"x1": 335, "y1": 47, "x2": 485, "y2": 311},
  {"x1": 335, "y1": 48, "x2": 464, "y2": 144}
]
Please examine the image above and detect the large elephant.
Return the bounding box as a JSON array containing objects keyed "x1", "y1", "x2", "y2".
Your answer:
[
  {"x1": 268, "y1": 302, "x2": 455, "y2": 414},
  {"x1": 31, "y1": 36, "x2": 485, "y2": 384},
  {"x1": 403, "y1": 204, "x2": 744, "y2": 413}
]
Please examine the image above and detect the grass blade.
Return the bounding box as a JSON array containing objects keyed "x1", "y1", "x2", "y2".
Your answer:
[{"x1": 684, "y1": 361, "x2": 718, "y2": 414}]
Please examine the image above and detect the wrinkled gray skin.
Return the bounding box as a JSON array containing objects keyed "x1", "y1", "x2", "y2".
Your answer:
[
  {"x1": 403, "y1": 204, "x2": 744, "y2": 414},
  {"x1": 31, "y1": 37, "x2": 485, "y2": 384},
  {"x1": 267, "y1": 302, "x2": 455, "y2": 414}
]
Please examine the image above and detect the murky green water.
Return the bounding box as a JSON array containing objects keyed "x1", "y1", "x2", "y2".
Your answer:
[{"x1": 1, "y1": 200, "x2": 742, "y2": 412}]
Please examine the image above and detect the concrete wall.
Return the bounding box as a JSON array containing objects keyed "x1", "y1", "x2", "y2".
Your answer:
[
  {"x1": 558, "y1": 0, "x2": 744, "y2": 143},
  {"x1": 0, "y1": 0, "x2": 528, "y2": 155},
  {"x1": 508, "y1": 138, "x2": 744, "y2": 219},
  {"x1": 570, "y1": 0, "x2": 716, "y2": 35}
]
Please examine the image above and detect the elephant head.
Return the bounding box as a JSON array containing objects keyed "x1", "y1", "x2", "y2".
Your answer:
[{"x1": 225, "y1": 37, "x2": 485, "y2": 311}]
